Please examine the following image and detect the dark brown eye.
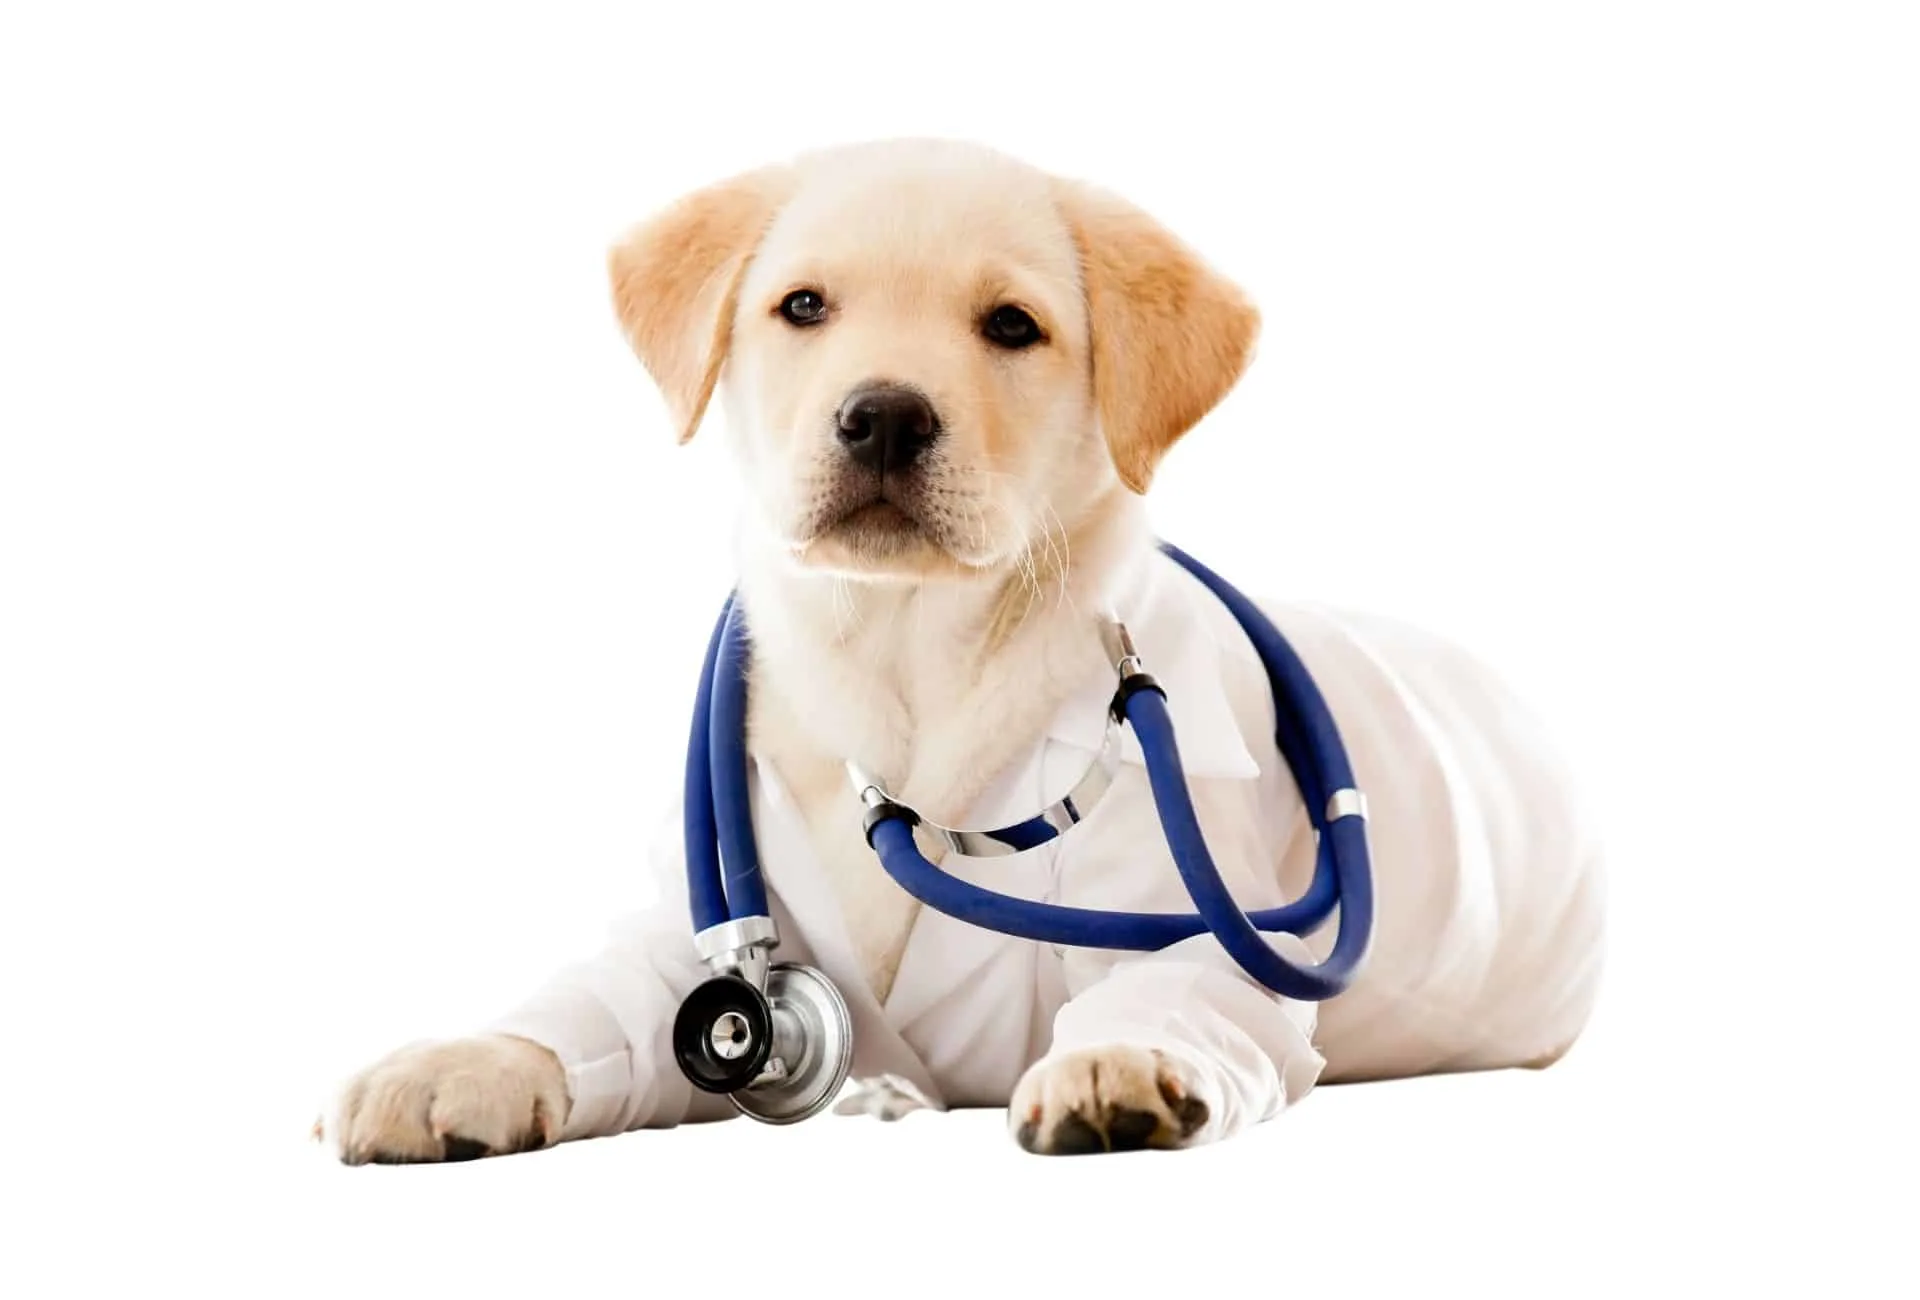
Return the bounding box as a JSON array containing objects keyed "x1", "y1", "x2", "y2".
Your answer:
[
  {"x1": 982, "y1": 304, "x2": 1043, "y2": 349},
  {"x1": 779, "y1": 290, "x2": 827, "y2": 325}
]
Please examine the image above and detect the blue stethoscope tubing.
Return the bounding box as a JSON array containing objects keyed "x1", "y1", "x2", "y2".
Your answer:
[{"x1": 684, "y1": 542, "x2": 1375, "y2": 1001}]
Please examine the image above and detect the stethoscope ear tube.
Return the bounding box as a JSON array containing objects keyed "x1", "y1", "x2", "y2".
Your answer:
[
  {"x1": 1124, "y1": 684, "x2": 1372, "y2": 999},
  {"x1": 1150, "y1": 541, "x2": 1376, "y2": 994},
  {"x1": 708, "y1": 599, "x2": 769, "y2": 924},
  {"x1": 684, "y1": 598, "x2": 733, "y2": 934}
]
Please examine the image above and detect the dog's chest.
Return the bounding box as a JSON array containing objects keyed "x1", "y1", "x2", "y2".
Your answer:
[
  {"x1": 741, "y1": 585, "x2": 1106, "y2": 1003},
  {"x1": 751, "y1": 664, "x2": 1057, "y2": 1004},
  {"x1": 765, "y1": 748, "x2": 927, "y2": 1002}
]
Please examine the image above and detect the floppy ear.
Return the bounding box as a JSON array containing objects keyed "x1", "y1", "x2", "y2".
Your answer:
[
  {"x1": 1052, "y1": 181, "x2": 1261, "y2": 493},
  {"x1": 608, "y1": 166, "x2": 793, "y2": 443}
]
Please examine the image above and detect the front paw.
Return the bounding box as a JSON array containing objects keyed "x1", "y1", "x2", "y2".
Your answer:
[
  {"x1": 319, "y1": 1034, "x2": 568, "y2": 1165},
  {"x1": 1009, "y1": 1045, "x2": 1213, "y2": 1155}
]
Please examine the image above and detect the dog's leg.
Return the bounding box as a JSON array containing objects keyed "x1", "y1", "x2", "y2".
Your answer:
[
  {"x1": 322, "y1": 1034, "x2": 569, "y2": 1164},
  {"x1": 1010, "y1": 1043, "x2": 1212, "y2": 1154},
  {"x1": 1008, "y1": 937, "x2": 1326, "y2": 1155},
  {"x1": 319, "y1": 898, "x2": 730, "y2": 1164}
]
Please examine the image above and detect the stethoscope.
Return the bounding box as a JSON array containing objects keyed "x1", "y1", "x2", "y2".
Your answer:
[{"x1": 671, "y1": 541, "x2": 1376, "y2": 1123}]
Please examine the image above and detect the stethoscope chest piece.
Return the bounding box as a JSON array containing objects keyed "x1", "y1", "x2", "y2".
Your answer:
[
  {"x1": 672, "y1": 973, "x2": 773, "y2": 1093},
  {"x1": 672, "y1": 958, "x2": 853, "y2": 1125}
]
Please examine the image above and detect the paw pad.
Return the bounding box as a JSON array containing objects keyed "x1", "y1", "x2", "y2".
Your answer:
[{"x1": 1011, "y1": 1047, "x2": 1212, "y2": 1156}]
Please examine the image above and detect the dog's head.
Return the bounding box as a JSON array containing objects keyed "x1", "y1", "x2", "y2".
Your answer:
[{"x1": 609, "y1": 140, "x2": 1258, "y2": 580}]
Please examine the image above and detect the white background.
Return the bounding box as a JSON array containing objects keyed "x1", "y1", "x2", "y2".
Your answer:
[{"x1": 3, "y1": 1, "x2": 1915, "y2": 1294}]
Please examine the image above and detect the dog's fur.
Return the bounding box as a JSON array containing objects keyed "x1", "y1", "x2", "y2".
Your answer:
[{"x1": 323, "y1": 139, "x2": 1600, "y2": 1161}]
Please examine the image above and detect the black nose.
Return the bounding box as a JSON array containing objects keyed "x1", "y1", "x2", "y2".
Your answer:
[{"x1": 837, "y1": 385, "x2": 939, "y2": 473}]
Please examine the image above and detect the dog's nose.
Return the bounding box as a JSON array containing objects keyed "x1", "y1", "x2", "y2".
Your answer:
[{"x1": 837, "y1": 385, "x2": 939, "y2": 473}]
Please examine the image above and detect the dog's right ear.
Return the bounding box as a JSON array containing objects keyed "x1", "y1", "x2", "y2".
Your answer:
[
  {"x1": 608, "y1": 167, "x2": 793, "y2": 443},
  {"x1": 1051, "y1": 179, "x2": 1260, "y2": 494}
]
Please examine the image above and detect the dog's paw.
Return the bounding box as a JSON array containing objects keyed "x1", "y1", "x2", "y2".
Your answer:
[
  {"x1": 319, "y1": 1034, "x2": 568, "y2": 1166},
  {"x1": 1009, "y1": 1045, "x2": 1213, "y2": 1155}
]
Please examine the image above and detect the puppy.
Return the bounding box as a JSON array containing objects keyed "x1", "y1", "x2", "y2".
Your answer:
[{"x1": 323, "y1": 139, "x2": 1604, "y2": 1160}]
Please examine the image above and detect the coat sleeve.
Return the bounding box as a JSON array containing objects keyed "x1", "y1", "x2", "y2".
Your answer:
[
  {"x1": 1041, "y1": 749, "x2": 1329, "y2": 1142},
  {"x1": 1048, "y1": 934, "x2": 1325, "y2": 1140},
  {"x1": 484, "y1": 803, "x2": 736, "y2": 1140}
]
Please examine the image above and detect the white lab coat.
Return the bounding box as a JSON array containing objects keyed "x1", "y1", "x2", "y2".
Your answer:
[{"x1": 490, "y1": 553, "x2": 1605, "y2": 1144}]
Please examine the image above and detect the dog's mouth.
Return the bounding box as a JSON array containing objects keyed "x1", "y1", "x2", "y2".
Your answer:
[
  {"x1": 833, "y1": 495, "x2": 916, "y2": 536},
  {"x1": 794, "y1": 474, "x2": 970, "y2": 576},
  {"x1": 818, "y1": 489, "x2": 926, "y2": 553}
]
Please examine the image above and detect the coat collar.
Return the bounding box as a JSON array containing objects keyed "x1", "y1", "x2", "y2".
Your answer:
[{"x1": 1040, "y1": 547, "x2": 1264, "y2": 782}]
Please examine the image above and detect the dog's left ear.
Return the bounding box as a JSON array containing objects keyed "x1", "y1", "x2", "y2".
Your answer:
[
  {"x1": 608, "y1": 166, "x2": 794, "y2": 443},
  {"x1": 1052, "y1": 180, "x2": 1261, "y2": 493}
]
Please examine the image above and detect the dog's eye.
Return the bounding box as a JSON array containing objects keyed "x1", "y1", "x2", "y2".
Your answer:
[
  {"x1": 982, "y1": 305, "x2": 1043, "y2": 350},
  {"x1": 779, "y1": 290, "x2": 828, "y2": 326}
]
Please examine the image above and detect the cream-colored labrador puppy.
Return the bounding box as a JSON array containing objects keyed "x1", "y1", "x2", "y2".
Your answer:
[{"x1": 323, "y1": 139, "x2": 1604, "y2": 1161}]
